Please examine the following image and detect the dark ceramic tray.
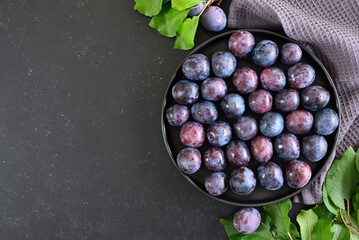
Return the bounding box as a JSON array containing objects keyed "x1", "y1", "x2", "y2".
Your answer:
[{"x1": 161, "y1": 29, "x2": 340, "y2": 207}]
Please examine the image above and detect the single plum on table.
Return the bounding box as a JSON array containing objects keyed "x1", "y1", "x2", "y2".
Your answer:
[
  {"x1": 314, "y1": 108, "x2": 339, "y2": 135},
  {"x1": 180, "y1": 121, "x2": 205, "y2": 147},
  {"x1": 274, "y1": 133, "x2": 300, "y2": 161},
  {"x1": 248, "y1": 89, "x2": 273, "y2": 114},
  {"x1": 228, "y1": 31, "x2": 255, "y2": 58},
  {"x1": 288, "y1": 62, "x2": 315, "y2": 89},
  {"x1": 252, "y1": 40, "x2": 279, "y2": 67},
  {"x1": 281, "y1": 43, "x2": 302, "y2": 65},
  {"x1": 191, "y1": 101, "x2": 218, "y2": 124},
  {"x1": 188, "y1": 1, "x2": 206, "y2": 17},
  {"x1": 286, "y1": 110, "x2": 313, "y2": 135},
  {"x1": 204, "y1": 172, "x2": 229, "y2": 196},
  {"x1": 226, "y1": 140, "x2": 250, "y2": 167},
  {"x1": 182, "y1": 54, "x2": 210, "y2": 81},
  {"x1": 207, "y1": 121, "x2": 232, "y2": 147},
  {"x1": 177, "y1": 148, "x2": 201, "y2": 174},
  {"x1": 166, "y1": 105, "x2": 190, "y2": 127},
  {"x1": 260, "y1": 66, "x2": 286, "y2": 91},
  {"x1": 230, "y1": 167, "x2": 256, "y2": 195},
  {"x1": 274, "y1": 88, "x2": 300, "y2": 112},
  {"x1": 200, "y1": 6, "x2": 227, "y2": 32},
  {"x1": 233, "y1": 116, "x2": 258, "y2": 141},
  {"x1": 302, "y1": 85, "x2": 330, "y2": 111},
  {"x1": 251, "y1": 136, "x2": 273, "y2": 163},
  {"x1": 259, "y1": 112, "x2": 284, "y2": 138},
  {"x1": 302, "y1": 135, "x2": 328, "y2": 162},
  {"x1": 257, "y1": 161, "x2": 284, "y2": 191},
  {"x1": 220, "y1": 93, "x2": 245, "y2": 118},
  {"x1": 203, "y1": 147, "x2": 226, "y2": 171},
  {"x1": 201, "y1": 77, "x2": 227, "y2": 101},
  {"x1": 211, "y1": 51, "x2": 237, "y2": 78},
  {"x1": 232, "y1": 67, "x2": 258, "y2": 94},
  {"x1": 286, "y1": 160, "x2": 312, "y2": 189},
  {"x1": 233, "y1": 208, "x2": 261, "y2": 235},
  {"x1": 172, "y1": 80, "x2": 199, "y2": 105}
]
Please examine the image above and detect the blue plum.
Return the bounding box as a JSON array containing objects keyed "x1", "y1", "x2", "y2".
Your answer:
[
  {"x1": 233, "y1": 208, "x2": 261, "y2": 235},
  {"x1": 233, "y1": 116, "x2": 258, "y2": 141},
  {"x1": 172, "y1": 80, "x2": 199, "y2": 105},
  {"x1": 228, "y1": 31, "x2": 255, "y2": 58},
  {"x1": 288, "y1": 63, "x2": 315, "y2": 89},
  {"x1": 207, "y1": 121, "x2": 232, "y2": 147},
  {"x1": 232, "y1": 67, "x2": 258, "y2": 94},
  {"x1": 204, "y1": 172, "x2": 229, "y2": 196},
  {"x1": 281, "y1": 43, "x2": 302, "y2": 65},
  {"x1": 302, "y1": 85, "x2": 330, "y2": 111},
  {"x1": 180, "y1": 121, "x2": 205, "y2": 147},
  {"x1": 274, "y1": 133, "x2": 300, "y2": 161},
  {"x1": 177, "y1": 148, "x2": 201, "y2": 174},
  {"x1": 286, "y1": 110, "x2": 313, "y2": 135},
  {"x1": 251, "y1": 136, "x2": 273, "y2": 163},
  {"x1": 314, "y1": 108, "x2": 339, "y2": 135},
  {"x1": 166, "y1": 105, "x2": 190, "y2": 127},
  {"x1": 191, "y1": 101, "x2": 218, "y2": 124},
  {"x1": 302, "y1": 135, "x2": 328, "y2": 162},
  {"x1": 286, "y1": 160, "x2": 312, "y2": 189},
  {"x1": 188, "y1": 1, "x2": 206, "y2": 17},
  {"x1": 274, "y1": 88, "x2": 300, "y2": 112},
  {"x1": 252, "y1": 40, "x2": 279, "y2": 67},
  {"x1": 211, "y1": 51, "x2": 237, "y2": 78},
  {"x1": 248, "y1": 90, "x2": 273, "y2": 114},
  {"x1": 230, "y1": 167, "x2": 256, "y2": 195},
  {"x1": 220, "y1": 93, "x2": 245, "y2": 118},
  {"x1": 201, "y1": 77, "x2": 227, "y2": 101},
  {"x1": 259, "y1": 112, "x2": 284, "y2": 137},
  {"x1": 226, "y1": 140, "x2": 251, "y2": 167},
  {"x1": 257, "y1": 161, "x2": 284, "y2": 191},
  {"x1": 200, "y1": 6, "x2": 227, "y2": 32},
  {"x1": 182, "y1": 54, "x2": 210, "y2": 81},
  {"x1": 260, "y1": 66, "x2": 286, "y2": 91},
  {"x1": 203, "y1": 147, "x2": 226, "y2": 171}
]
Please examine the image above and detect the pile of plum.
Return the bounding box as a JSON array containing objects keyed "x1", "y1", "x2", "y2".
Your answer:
[{"x1": 165, "y1": 31, "x2": 339, "y2": 200}]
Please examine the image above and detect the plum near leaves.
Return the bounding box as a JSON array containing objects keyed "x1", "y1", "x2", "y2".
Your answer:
[
  {"x1": 302, "y1": 135, "x2": 328, "y2": 162},
  {"x1": 200, "y1": 6, "x2": 227, "y2": 32},
  {"x1": 314, "y1": 108, "x2": 339, "y2": 135},
  {"x1": 228, "y1": 31, "x2": 255, "y2": 58},
  {"x1": 191, "y1": 101, "x2": 218, "y2": 124},
  {"x1": 302, "y1": 85, "x2": 330, "y2": 111},
  {"x1": 211, "y1": 51, "x2": 237, "y2": 78},
  {"x1": 172, "y1": 80, "x2": 199, "y2": 105},
  {"x1": 204, "y1": 172, "x2": 229, "y2": 196},
  {"x1": 286, "y1": 110, "x2": 313, "y2": 135},
  {"x1": 201, "y1": 77, "x2": 227, "y2": 101},
  {"x1": 188, "y1": 1, "x2": 206, "y2": 17},
  {"x1": 166, "y1": 104, "x2": 190, "y2": 126},
  {"x1": 288, "y1": 63, "x2": 315, "y2": 89},
  {"x1": 260, "y1": 66, "x2": 286, "y2": 91},
  {"x1": 182, "y1": 54, "x2": 210, "y2": 81},
  {"x1": 248, "y1": 89, "x2": 273, "y2": 114},
  {"x1": 180, "y1": 121, "x2": 205, "y2": 147},
  {"x1": 233, "y1": 208, "x2": 261, "y2": 234},
  {"x1": 233, "y1": 116, "x2": 258, "y2": 141},
  {"x1": 220, "y1": 93, "x2": 245, "y2": 118},
  {"x1": 232, "y1": 67, "x2": 258, "y2": 94},
  {"x1": 203, "y1": 147, "x2": 226, "y2": 171},
  {"x1": 259, "y1": 112, "x2": 284, "y2": 137},
  {"x1": 251, "y1": 136, "x2": 273, "y2": 163},
  {"x1": 226, "y1": 140, "x2": 250, "y2": 167},
  {"x1": 177, "y1": 148, "x2": 201, "y2": 174},
  {"x1": 230, "y1": 167, "x2": 256, "y2": 195},
  {"x1": 274, "y1": 88, "x2": 300, "y2": 112},
  {"x1": 286, "y1": 160, "x2": 312, "y2": 189},
  {"x1": 252, "y1": 40, "x2": 279, "y2": 67},
  {"x1": 274, "y1": 133, "x2": 300, "y2": 161},
  {"x1": 207, "y1": 121, "x2": 232, "y2": 147},
  {"x1": 257, "y1": 161, "x2": 284, "y2": 191},
  {"x1": 281, "y1": 43, "x2": 302, "y2": 65}
]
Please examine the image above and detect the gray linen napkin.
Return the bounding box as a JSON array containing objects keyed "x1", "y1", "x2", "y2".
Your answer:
[{"x1": 228, "y1": 0, "x2": 359, "y2": 204}]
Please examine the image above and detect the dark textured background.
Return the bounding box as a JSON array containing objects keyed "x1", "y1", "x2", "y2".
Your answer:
[{"x1": 0, "y1": 1, "x2": 304, "y2": 239}]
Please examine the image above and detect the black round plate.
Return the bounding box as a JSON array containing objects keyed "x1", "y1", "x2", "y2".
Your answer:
[{"x1": 161, "y1": 29, "x2": 340, "y2": 207}]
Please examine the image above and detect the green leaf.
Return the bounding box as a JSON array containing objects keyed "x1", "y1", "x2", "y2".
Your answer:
[
  {"x1": 296, "y1": 209, "x2": 318, "y2": 240},
  {"x1": 174, "y1": 16, "x2": 199, "y2": 50},
  {"x1": 323, "y1": 185, "x2": 339, "y2": 215},
  {"x1": 312, "y1": 204, "x2": 336, "y2": 220},
  {"x1": 356, "y1": 148, "x2": 359, "y2": 173},
  {"x1": 353, "y1": 186, "x2": 359, "y2": 212},
  {"x1": 134, "y1": 0, "x2": 163, "y2": 17},
  {"x1": 325, "y1": 146, "x2": 359, "y2": 209},
  {"x1": 220, "y1": 214, "x2": 273, "y2": 240},
  {"x1": 311, "y1": 219, "x2": 334, "y2": 240},
  {"x1": 171, "y1": 0, "x2": 203, "y2": 11},
  {"x1": 331, "y1": 223, "x2": 350, "y2": 240},
  {"x1": 162, "y1": 0, "x2": 170, "y2": 4}
]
